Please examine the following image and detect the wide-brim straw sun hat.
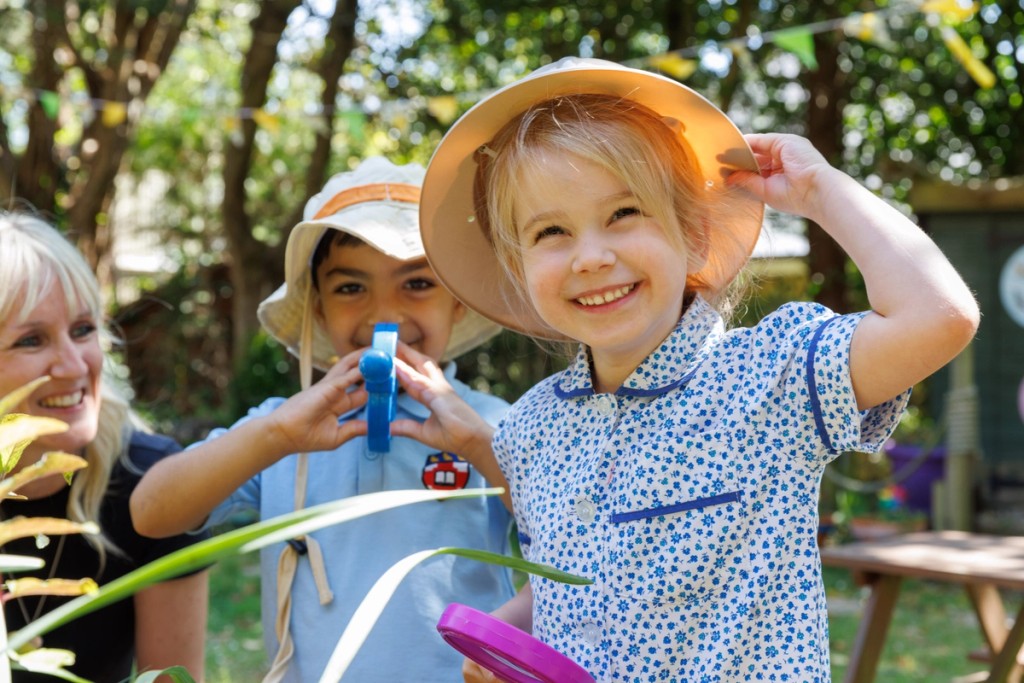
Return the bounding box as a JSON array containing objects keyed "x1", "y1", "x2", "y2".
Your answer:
[
  {"x1": 420, "y1": 57, "x2": 764, "y2": 339},
  {"x1": 258, "y1": 156, "x2": 501, "y2": 371}
]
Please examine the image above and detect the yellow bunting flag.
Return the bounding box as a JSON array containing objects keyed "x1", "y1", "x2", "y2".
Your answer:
[
  {"x1": 252, "y1": 108, "x2": 281, "y2": 133},
  {"x1": 772, "y1": 28, "x2": 818, "y2": 70},
  {"x1": 426, "y1": 95, "x2": 459, "y2": 125},
  {"x1": 101, "y1": 101, "x2": 127, "y2": 127},
  {"x1": 843, "y1": 12, "x2": 895, "y2": 48},
  {"x1": 920, "y1": 0, "x2": 978, "y2": 23},
  {"x1": 940, "y1": 25, "x2": 996, "y2": 88},
  {"x1": 646, "y1": 53, "x2": 698, "y2": 81}
]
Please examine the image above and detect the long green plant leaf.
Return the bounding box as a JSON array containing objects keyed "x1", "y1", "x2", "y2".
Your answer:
[
  {"x1": 319, "y1": 548, "x2": 591, "y2": 682},
  {"x1": 4, "y1": 487, "x2": 503, "y2": 653},
  {"x1": 133, "y1": 665, "x2": 197, "y2": 683}
]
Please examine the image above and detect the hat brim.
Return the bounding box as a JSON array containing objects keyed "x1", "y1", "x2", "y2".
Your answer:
[{"x1": 420, "y1": 59, "x2": 764, "y2": 339}]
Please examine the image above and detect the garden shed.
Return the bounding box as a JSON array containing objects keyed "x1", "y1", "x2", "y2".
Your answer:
[{"x1": 910, "y1": 178, "x2": 1024, "y2": 521}]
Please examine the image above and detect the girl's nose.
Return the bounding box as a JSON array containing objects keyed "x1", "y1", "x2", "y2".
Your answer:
[{"x1": 571, "y1": 234, "x2": 616, "y2": 274}]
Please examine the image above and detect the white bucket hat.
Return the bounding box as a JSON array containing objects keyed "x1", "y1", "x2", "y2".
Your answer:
[
  {"x1": 258, "y1": 156, "x2": 501, "y2": 372},
  {"x1": 420, "y1": 57, "x2": 764, "y2": 339}
]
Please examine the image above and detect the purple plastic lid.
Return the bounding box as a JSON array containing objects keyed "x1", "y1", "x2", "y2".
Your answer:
[{"x1": 436, "y1": 603, "x2": 595, "y2": 683}]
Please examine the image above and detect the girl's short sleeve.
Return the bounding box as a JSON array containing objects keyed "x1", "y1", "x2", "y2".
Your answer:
[
  {"x1": 759, "y1": 304, "x2": 909, "y2": 457},
  {"x1": 803, "y1": 311, "x2": 909, "y2": 453}
]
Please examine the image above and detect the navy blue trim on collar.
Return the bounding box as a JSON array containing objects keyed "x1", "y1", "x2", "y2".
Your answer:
[
  {"x1": 553, "y1": 383, "x2": 593, "y2": 399},
  {"x1": 616, "y1": 365, "x2": 703, "y2": 397},
  {"x1": 806, "y1": 316, "x2": 840, "y2": 453},
  {"x1": 554, "y1": 361, "x2": 705, "y2": 399}
]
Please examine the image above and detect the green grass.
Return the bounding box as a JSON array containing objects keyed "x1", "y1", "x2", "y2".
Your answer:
[
  {"x1": 202, "y1": 552, "x2": 1011, "y2": 682},
  {"x1": 826, "y1": 565, "x2": 1008, "y2": 682},
  {"x1": 205, "y1": 550, "x2": 266, "y2": 682}
]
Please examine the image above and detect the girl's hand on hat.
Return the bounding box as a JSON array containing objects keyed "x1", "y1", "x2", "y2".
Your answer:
[
  {"x1": 725, "y1": 133, "x2": 838, "y2": 224},
  {"x1": 266, "y1": 350, "x2": 368, "y2": 453}
]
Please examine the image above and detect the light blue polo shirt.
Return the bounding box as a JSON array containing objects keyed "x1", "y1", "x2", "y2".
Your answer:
[
  {"x1": 199, "y1": 365, "x2": 515, "y2": 683},
  {"x1": 494, "y1": 295, "x2": 909, "y2": 683}
]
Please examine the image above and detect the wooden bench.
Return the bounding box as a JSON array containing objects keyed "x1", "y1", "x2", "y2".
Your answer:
[{"x1": 821, "y1": 531, "x2": 1024, "y2": 683}]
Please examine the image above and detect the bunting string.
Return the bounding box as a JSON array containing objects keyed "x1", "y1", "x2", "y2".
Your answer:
[{"x1": 0, "y1": 0, "x2": 996, "y2": 132}]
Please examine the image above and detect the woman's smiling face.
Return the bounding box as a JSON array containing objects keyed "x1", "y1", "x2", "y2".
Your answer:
[
  {"x1": 0, "y1": 280, "x2": 104, "y2": 460},
  {"x1": 513, "y1": 152, "x2": 696, "y2": 391}
]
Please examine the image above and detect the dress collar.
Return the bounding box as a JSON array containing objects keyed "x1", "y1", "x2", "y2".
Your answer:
[{"x1": 554, "y1": 294, "x2": 724, "y2": 399}]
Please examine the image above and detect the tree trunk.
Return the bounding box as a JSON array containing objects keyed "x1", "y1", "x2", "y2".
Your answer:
[
  {"x1": 10, "y1": 0, "x2": 194, "y2": 283},
  {"x1": 223, "y1": 0, "x2": 359, "y2": 375}
]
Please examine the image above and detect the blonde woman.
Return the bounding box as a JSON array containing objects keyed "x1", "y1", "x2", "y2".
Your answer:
[{"x1": 0, "y1": 212, "x2": 208, "y2": 682}]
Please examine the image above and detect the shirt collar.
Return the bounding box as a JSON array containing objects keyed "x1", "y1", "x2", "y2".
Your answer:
[{"x1": 554, "y1": 294, "x2": 724, "y2": 399}]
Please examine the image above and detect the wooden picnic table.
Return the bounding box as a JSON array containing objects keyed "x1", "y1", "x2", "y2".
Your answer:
[{"x1": 820, "y1": 530, "x2": 1024, "y2": 683}]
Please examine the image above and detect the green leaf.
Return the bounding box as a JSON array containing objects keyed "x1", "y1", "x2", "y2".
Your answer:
[
  {"x1": 0, "y1": 553, "x2": 45, "y2": 573},
  {"x1": 4, "y1": 487, "x2": 503, "y2": 653},
  {"x1": 0, "y1": 452, "x2": 88, "y2": 500},
  {"x1": 133, "y1": 665, "x2": 197, "y2": 683},
  {"x1": 0, "y1": 518, "x2": 98, "y2": 547},
  {"x1": 5, "y1": 577, "x2": 99, "y2": 599},
  {"x1": 0, "y1": 378, "x2": 50, "y2": 419},
  {"x1": 319, "y1": 547, "x2": 591, "y2": 682},
  {"x1": 9, "y1": 647, "x2": 89, "y2": 682},
  {"x1": 0, "y1": 416, "x2": 70, "y2": 474}
]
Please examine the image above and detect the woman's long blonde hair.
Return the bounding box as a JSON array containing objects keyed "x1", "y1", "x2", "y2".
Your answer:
[{"x1": 0, "y1": 211, "x2": 144, "y2": 564}]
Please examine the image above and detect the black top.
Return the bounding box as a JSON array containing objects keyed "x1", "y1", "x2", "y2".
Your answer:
[{"x1": 1, "y1": 431, "x2": 210, "y2": 682}]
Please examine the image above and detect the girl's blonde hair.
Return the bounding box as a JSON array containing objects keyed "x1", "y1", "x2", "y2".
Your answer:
[
  {"x1": 0, "y1": 211, "x2": 143, "y2": 565},
  {"x1": 474, "y1": 93, "x2": 752, "y2": 321}
]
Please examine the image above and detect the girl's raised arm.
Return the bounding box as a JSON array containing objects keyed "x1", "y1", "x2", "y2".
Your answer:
[{"x1": 729, "y1": 133, "x2": 980, "y2": 409}]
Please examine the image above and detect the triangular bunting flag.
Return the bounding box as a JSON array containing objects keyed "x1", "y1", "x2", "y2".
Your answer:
[
  {"x1": 38, "y1": 90, "x2": 60, "y2": 119},
  {"x1": 773, "y1": 28, "x2": 818, "y2": 70},
  {"x1": 646, "y1": 54, "x2": 698, "y2": 81},
  {"x1": 939, "y1": 25, "x2": 995, "y2": 88},
  {"x1": 426, "y1": 96, "x2": 459, "y2": 125}
]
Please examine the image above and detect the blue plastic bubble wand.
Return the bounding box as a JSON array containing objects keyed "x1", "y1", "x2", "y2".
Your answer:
[{"x1": 359, "y1": 323, "x2": 399, "y2": 454}]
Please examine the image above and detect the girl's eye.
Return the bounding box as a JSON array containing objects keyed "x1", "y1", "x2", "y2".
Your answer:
[
  {"x1": 534, "y1": 225, "x2": 566, "y2": 242},
  {"x1": 611, "y1": 206, "x2": 641, "y2": 221},
  {"x1": 405, "y1": 278, "x2": 435, "y2": 291}
]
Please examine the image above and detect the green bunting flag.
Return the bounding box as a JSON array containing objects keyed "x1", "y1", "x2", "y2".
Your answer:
[{"x1": 773, "y1": 28, "x2": 818, "y2": 70}]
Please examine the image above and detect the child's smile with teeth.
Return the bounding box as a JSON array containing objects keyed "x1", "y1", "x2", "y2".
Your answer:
[{"x1": 576, "y1": 284, "x2": 635, "y2": 307}]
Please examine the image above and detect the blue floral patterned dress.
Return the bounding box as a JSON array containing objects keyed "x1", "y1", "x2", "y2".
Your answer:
[{"x1": 494, "y1": 295, "x2": 909, "y2": 682}]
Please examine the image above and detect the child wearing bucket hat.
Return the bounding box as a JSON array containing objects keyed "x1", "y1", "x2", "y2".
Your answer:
[
  {"x1": 131, "y1": 157, "x2": 517, "y2": 683},
  {"x1": 419, "y1": 57, "x2": 979, "y2": 682}
]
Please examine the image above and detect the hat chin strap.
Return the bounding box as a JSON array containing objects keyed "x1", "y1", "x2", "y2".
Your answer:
[{"x1": 264, "y1": 285, "x2": 334, "y2": 683}]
